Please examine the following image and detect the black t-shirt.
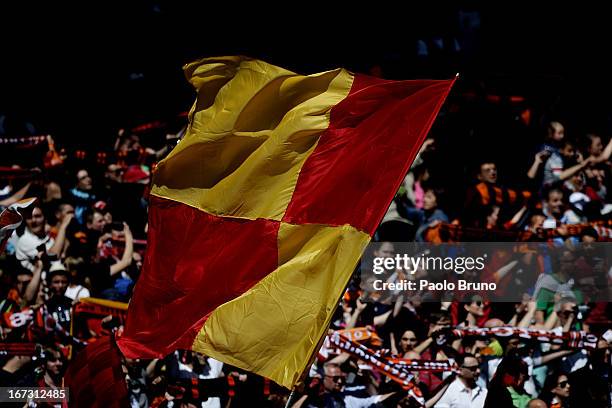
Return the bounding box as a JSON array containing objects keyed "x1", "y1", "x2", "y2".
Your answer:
[
  {"x1": 87, "y1": 261, "x2": 113, "y2": 296},
  {"x1": 46, "y1": 295, "x2": 73, "y2": 331}
]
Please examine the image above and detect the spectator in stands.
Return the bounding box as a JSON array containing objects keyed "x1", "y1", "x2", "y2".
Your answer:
[
  {"x1": 295, "y1": 362, "x2": 394, "y2": 408},
  {"x1": 409, "y1": 186, "x2": 449, "y2": 241},
  {"x1": 5, "y1": 267, "x2": 33, "y2": 306},
  {"x1": 534, "y1": 250, "x2": 583, "y2": 323},
  {"x1": 397, "y1": 330, "x2": 419, "y2": 356},
  {"x1": 89, "y1": 222, "x2": 134, "y2": 301},
  {"x1": 459, "y1": 295, "x2": 486, "y2": 328},
  {"x1": 39, "y1": 346, "x2": 65, "y2": 390},
  {"x1": 526, "y1": 399, "x2": 547, "y2": 408},
  {"x1": 11, "y1": 206, "x2": 71, "y2": 271},
  {"x1": 49, "y1": 202, "x2": 74, "y2": 240},
  {"x1": 69, "y1": 207, "x2": 107, "y2": 259},
  {"x1": 68, "y1": 169, "x2": 97, "y2": 225},
  {"x1": 543, "y1": 139, "x2": 594, "y2": 188},
  {"x1": 540, "y1": 372, "x2": 571, "y2": 408},
  {"x1": 484, "y1": 350, "x2": 531, "y2": 408},
  {"x1": 464, "y1": 160, "x2": 528, "y2": 228},
  {"x1": 45, "y1": 263, "x2": 73, "y2": 332},
  {"x1": 546, "y1": 121, "x2": 566, "y2": 148},
  {"x1": 528, "y1": 121, "x2": 566, "y2": 183},
  {"x1": 64, "y1": 256, "x2": 90, "y2": 302},
  {"x1": 542, "y1": 186, "x2": 575, "y2": 226},
  {"x1": 435, "y1": 353, "x2": 487, "y2": 408}
]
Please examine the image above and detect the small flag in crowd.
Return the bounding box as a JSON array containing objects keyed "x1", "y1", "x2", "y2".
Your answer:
[
  {"x1": 0, "y1": 197, "x2": 37, "y2": 253},
  {"x1": 117, "y1": 56, "x2": 455, "y2": 388}
]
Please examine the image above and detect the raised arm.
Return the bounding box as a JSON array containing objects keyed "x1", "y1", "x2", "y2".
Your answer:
[
  {"x1": 0, "y1": 182, "x2": 32, "y2": 207},
  {"x1": 518, "y1": 300, "x2": 537, "y2": 328},
  {"x1": 599, "y1": 137, "x2": 612, "y2": 162},
  {"x1": 346, "y1": 298, "x2": 367, "y2": 329},
  {"x1": 536, "y1": 349, "x2": 574, "y2": 366},
  {"x1": 23, "y1": 256, "x2": 43, "y2": 306},
  {"x1": 110, "y1": 223, "x2": 134, "y2": 276},
  {"x1": 527, "y1": 150, "x2": 550, "y2": 179},
  {"x1": 558, "y1": 155, "x2": 593, "y2": 181},
  {"x1": 48, "y1": 213, "x2": 73, "y2": 256}
]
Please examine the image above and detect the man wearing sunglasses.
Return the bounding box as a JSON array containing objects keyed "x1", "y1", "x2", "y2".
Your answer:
[
  {"x1": 435, "y1": 353, "x2": 487, "y2": 408},
  {"x1": 296, "y1": 363, "x2": 395, "y2": 408}
]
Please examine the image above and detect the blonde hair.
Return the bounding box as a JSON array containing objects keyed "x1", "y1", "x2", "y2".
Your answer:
[{"x1": 64, "y1": 256, "x2": 84, "y2": 274}]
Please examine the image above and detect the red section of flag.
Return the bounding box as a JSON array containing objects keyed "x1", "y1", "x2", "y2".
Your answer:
[
  {"x1": 64, "y1": 336, "x2": 129, "y2": 408},
  {"x1": 283, "y1": 75, "x2": 454, "y2": 234},
  {"x1": 117, "y1": 196, "x2": 280, "y2": 358}
]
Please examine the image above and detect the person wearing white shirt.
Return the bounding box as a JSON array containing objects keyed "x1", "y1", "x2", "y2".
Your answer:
[
  {"x1": 435, "y1": 354, "x2": 487, "y2": 408},
  {"x1": 64, "y1": 284, "x2": 90, "y2": 302},
  {"x1": 63, "y1": 257, "x2": 90, "y2": 303},
  {"x1": 10, "y1": 206, "x2": 72, "y2": 271}
]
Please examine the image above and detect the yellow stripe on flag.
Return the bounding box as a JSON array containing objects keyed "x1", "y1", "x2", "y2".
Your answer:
[
  {"x1": 79, "y1": 297, "x2": 129, "y2": 311},
  {"x1": 191, "y1": 222, "x2": 370, "y2": 388},
  {"x1": 152, "y1": 57, "x2": 354, "y2": 221}
]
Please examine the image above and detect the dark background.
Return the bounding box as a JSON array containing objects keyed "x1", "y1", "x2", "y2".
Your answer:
[{"x1": 1, "y1": 2, "x2": 612, "y2": 192}]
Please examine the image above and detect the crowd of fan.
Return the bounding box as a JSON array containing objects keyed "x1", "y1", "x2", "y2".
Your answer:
[{"x1": 0, "y1": 114, "x2": 611, "y2": 407}]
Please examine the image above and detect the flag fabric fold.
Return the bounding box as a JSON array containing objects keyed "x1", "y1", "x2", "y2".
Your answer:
[{"x1": 117, "y1": 56, "x2": 454, "y2": 388}]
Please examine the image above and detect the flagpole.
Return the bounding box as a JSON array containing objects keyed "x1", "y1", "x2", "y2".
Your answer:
[{"x1": 284, "y1": 389, "x2": 297, "y2": 408}]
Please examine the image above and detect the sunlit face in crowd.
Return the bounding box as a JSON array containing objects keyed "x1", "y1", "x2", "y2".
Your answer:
[
  {"x1": 400, "y1": 330, "x2": 418, "y2": 353},
  {"x1": 549, "y1": 122, "x2": 565, "y2": 142},
  {"x1": 591, "y1": 168, "x2": 605, "y2": 184},
  {"x1": 374, "y1": 242, "x2": 395, "y2": 259},
  {"x1": 527, "y1": 399, "x2": 547, "y2": 408},
  {"x1": 105, "y1": 164, "x2": 124, "y2": 183},
  {"x1": 323, "y1": 365, "x2": 345, "y2": 393},
  {"x1": 581, "y1": 234, "x2": 596, "y2": 244},
  {"x1": 530, "y1": 214, "x2": 545, "y2": 230},
  {"x1": 487, "y1": 206, "x2": 500, "y2": 229},
  {"x1": 26, "y1": 207, "x2": 46, "y2": 237},
  {"x1": 552, "y1": 374, "x2": 571, "y2": 399},
  {"x1": 506, "y1": 337, "x2": 521, "y2": 353},
  {"x1": 588, "y1": 135, "x2": 603, "y2": 156},
  {"x1": 88, "y1": 212, "x2": 107, "y2": 232},
  {"x1": 55, "y1": 204, "x2": 75, "y2": 223},
  {"x1": 422, "y1": 190, "x2": 438, "y2": 211},
  {"x1": 546, "y1": 190, "x2": 564, "y2": 216},
  {"x1": 558, "y1": 251, "x2": 576, "y2": 276},
  {"x1": 45, "y1": 350, "x2": 64, "y2": 376},
  {"x1": 557, "y1": 300, "x2": 576, "y2": 325},
  {"x1": 419, "y1": 167, "x2": 430, "y2": 182},
  {"x1": 45, "y1": 182, "x2": 62, "y2": 202},
  {"x1": 76, "y1": 169, "x2": 93, "y2": 191},
  {"x1": 569, "y1": 172, "x2": 585, "y2": 191},
  {"x1": 515, "y1": 370, "x2": 528, "y2": 388},
  {"x1": 560, "y1": 144, "x2": 575, "y2": 160},
  {"x1": 459, "y1": 356, "x2": 480, "y2": 381},
  {"x1": 465, "y1": 297, "x2": 484, "y2": 317},
  {"x1": 50, "y1": 273, "x2": 68, "y2": 296},
  {"x1": 478, "y1": 163, "x2": 497, "y2": 184},
  {"x1": 16, "y1": 273, "x2": 32, "y2": 296}
]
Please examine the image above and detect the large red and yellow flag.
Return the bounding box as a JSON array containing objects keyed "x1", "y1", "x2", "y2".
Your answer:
[{"x1": 117, "y1": 56, "x2": 454, "y2": 388}]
